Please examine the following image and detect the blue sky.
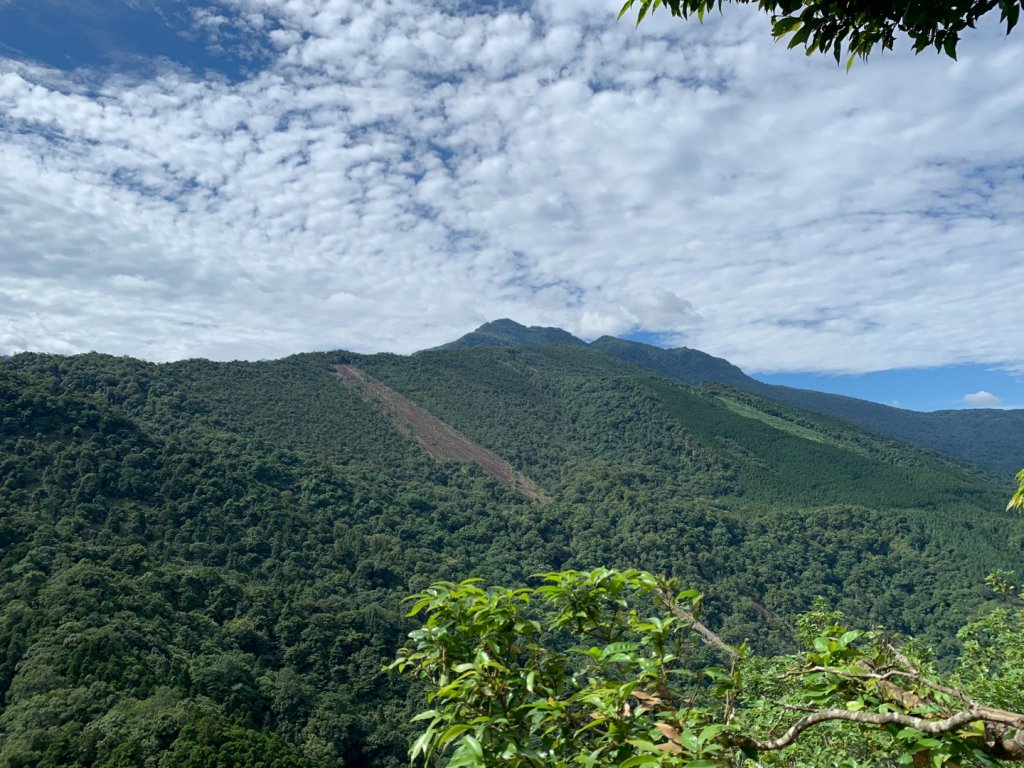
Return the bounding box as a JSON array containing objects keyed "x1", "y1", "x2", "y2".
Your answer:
[
  {"x1": 755, "y1": 365, "x2": 1024, "y2": 412},
  {"x1": 1, "y1": 0, "x2": 1022, "y2": 413},
  {"x1": 621, "y1": 331, "x2": 1024, "y2": 411},
  {"x1": 0, "y1": 1, "x2": 266, "y2": 80}
]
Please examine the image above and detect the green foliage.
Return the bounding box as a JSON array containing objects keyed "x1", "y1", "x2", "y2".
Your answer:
[
  {"x1": 955, "y1": 605, "x2": 1024, "y2": 712},
  {"x1": 587, "y1": 332, "x2": 1024, "y2": 475},
  {"x1": 393, "y1": 569, "x2": 738, "y2": 767},
  {"x1": 617, "y1": 0, "x2": 1022, "y2": 64},
  {"x1": 363, "y1": 345, "x2": 1019, "y2": 650},
  {"x1": 0, "y1": 359, "x2": 561, "y2": 766},
  {"x1": 397, "y1": 568, "x2": 1024, "y2": 767},
  {"x1": 1008, "y1": 469, "x2": 1024, "y2": 511},
  {"x1": 1, "y1": 345, "x2": 1021, "y2": 765}
]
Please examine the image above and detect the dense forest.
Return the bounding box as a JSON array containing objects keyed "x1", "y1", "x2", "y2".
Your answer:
[
  {"x1": 448, "y1": 320, "x2": 1024, "y2": 474},
  {"x1": 0, "y1": 329, "x2": 1021, "y2": 766}
]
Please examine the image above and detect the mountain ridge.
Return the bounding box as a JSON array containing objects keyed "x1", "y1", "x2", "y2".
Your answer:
[
  {"x1": 434, "y1": 319, "x2": 1022, "y2": 473},
  {"x1": 437, "y1": 318, "x2": 587, "y2": 350},
  {"x1": 1, "y1": 341, "x2": 1021, "y2": 766}
]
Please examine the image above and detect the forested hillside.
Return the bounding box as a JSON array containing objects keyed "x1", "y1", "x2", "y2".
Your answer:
[
  {"x1": 586, "y1": 332, "x2": 1023, "y2": 474},
  {"x1": 446, "y1": 320, "x2": 1023, "y2": 473},
  {"x1": 750, "y1": 383, "x2": 1024, "y2": 475},
  {"x1": 0, "y1": 343, "x2": 1020, "y2": 766}
]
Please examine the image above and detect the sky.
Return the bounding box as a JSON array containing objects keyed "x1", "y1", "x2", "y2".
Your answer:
[{"x1": 1, "y1": 0, "x2": 1022, "y2": 412}]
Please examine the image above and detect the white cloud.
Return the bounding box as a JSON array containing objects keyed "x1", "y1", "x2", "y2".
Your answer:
[
  {"x1": 962, "y1": 390, "x2": 1003, "y2": 407},
  {"x1": 0, "y1": 0, "x2": 1022, "y2": 370}
]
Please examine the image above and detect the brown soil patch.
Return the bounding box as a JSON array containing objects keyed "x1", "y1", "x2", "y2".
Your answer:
[{"x1": 333, "y1": 364, "x2": 547, "y2": 502}]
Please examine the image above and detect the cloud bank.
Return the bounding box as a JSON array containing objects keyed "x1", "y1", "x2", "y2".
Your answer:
[
  {"x1": 1, "y1": 0, "x2": 1022, "y2": 372},
  {"x1": 962, "y1": 390, "x2": 1002, "y2": 407}
]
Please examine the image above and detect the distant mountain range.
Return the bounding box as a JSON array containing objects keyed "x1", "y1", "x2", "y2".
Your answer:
[
  {"x1": 442, "y1": 319, "x2": 1023, "y2": 475},
  {"x1": 1, "y1": 324, "x2": 1021, "y2": 766}
]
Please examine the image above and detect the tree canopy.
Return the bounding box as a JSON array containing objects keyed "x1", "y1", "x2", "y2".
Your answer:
[
  {"x1": 395, "y1": 567, "x2": 1024, "y2": 767},
  {"x1": 618, "y1": 0, "x2": 1023, "y2": 66},
  {"x1": 2, "y1": 348, "x2": 1021, "y2": 765}
]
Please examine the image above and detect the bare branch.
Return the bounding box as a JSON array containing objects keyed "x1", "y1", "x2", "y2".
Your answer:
[
  {"x1": 795, "y1": 665, "x2": 914, "y2": 682},
  {"x1": 882, "y1": 644, "x2": 972, "y2": 704},
  {"x1": 653, "y1": 586, "x2": 738, "y2": 659},
  {"x1": 750, "y1": 709, "x2": 982, "y2": 752},
  {"x1": 802, "y1": 663, "x2": 975, "y2": 707}
]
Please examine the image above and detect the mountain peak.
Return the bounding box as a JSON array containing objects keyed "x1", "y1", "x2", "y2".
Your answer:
[
  {"x1": 438, "y1": 319, "x2": 586, "y2": 350},
  {"x1": 589, "y1": 335, "x2": 754, "y2": 388}
]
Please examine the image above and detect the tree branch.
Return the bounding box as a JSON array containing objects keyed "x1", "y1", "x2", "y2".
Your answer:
[
  {"x1": 652, "y1": 586, "x2": 738, "y2": 659},
  {"x1": 882, "y1": 643, "x2": 973, "y2": 705},
  {"x1": 750, "y1": 709, "x2": 981, "y2": 752}
]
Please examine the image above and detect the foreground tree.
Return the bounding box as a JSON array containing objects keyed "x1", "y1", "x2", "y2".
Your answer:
[
  {"x1": 393, "y1": 567, "x2": 1024, "y2": 766},
  {"x1": 1008, "y1": 469, "x2": 1024, "y2": 512},
  {"x1": 618, "y1": 0, "x2": 1022, "y2": 65}
]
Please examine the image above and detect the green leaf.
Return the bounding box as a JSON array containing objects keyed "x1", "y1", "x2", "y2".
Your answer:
[
  {"x1": 772, "y1": 16, "x2": 802, "y2": 36},
  {"x1": 446, "y1": 734, "x2": 485, "y2": 767},
  {"x1": 787, "y1": 23, "x2": 812, "y2": 49},
  {"x1": 698, "y1": 723, "x2": 727, "y2": 743},
  {"x1": 636, "y1": 0, "x2": 653, "y2": 26},
  {"x1": 943, "y1": 35, "x2": 958, "y2": 59},
  {"x1": 618, "y1": 756, "x2": 659, "y2": 768},
  {"x1": 409, "y1": 729, "x2": 433, "y2": 759},
  {"x1": 896, "y1": 727, "x2": 925, "y2": 742},
  {"x1": 626, "y1": 739, "x2": 662, "y2": 754},
  {"x1": 438, "y1": 724, "x2": 473, "y2": 746},
  {"x1": 838, "y1": 630, "x2": 862, "y2": 647}
]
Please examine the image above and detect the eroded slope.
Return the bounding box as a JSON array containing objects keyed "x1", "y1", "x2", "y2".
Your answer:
[{"x1": 334, "y1": 363, "x2": 547, "y2": 501}]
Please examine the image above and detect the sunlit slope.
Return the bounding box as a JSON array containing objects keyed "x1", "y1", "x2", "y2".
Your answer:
[
  {"x1": 589, "y1": 334, "x2": 1023, "y2": 474},
  {"x1": 2, "y1": 345, "x2": 1021, "y2": 767},
  {"x1": 358, "y1": 344, "x2": 1005, "y2": 512},
  {"x1": 646, "y1": 378, "x2": 1003, "y2": 511},
  {"x1": 749, "y1": 383, "x2": 1024, "y2": 475},
  {"x1": 357, "y1": 343, "x2": 1020, "y2": 650},
  {"x1": 451, "y1": 321, "x2": 1021, "y2": 473}
]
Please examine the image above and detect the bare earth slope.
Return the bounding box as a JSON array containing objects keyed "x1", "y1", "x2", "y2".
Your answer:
[{"x1": 334, "y1": 364, "x2": 547, "y2": 501}]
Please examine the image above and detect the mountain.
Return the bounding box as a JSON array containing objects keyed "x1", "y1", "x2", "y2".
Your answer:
[
  {"x1": 589, "y1": 335, "x2": 756, "y2": 389},
  {"x1": 747, "y1": 384, "x2": 1024, "y2": 475},
  {"x1": 1, "y1": 341, "x2": 1020, "y2": 767},
  {"x1": 438, "y1": 318, "x2": 587, "y2": 349},
  {"x1": 451, "y1": 319, "x2": 1022, "y2": 474},
  {"x1": 590, "y1": 336, "x2": 1023, "y2": 475}
]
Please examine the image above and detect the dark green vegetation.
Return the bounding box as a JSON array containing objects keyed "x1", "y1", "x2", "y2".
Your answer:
[
  {"x1": 1, "y1": 329, "x2": 1021, "y2": 766},
  {"x1": 458, "y1": 321, "x2": 1024, "y2": 474},
  {"x1": 438, "y1": 319, "x2": 586, "y2": 351},
  {"x1": 593, "y1": 337, "x2": 1024, "y2": 476},
  {"x1": 618, "y1": 0, "x2": 1022, "y2": 65}
]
